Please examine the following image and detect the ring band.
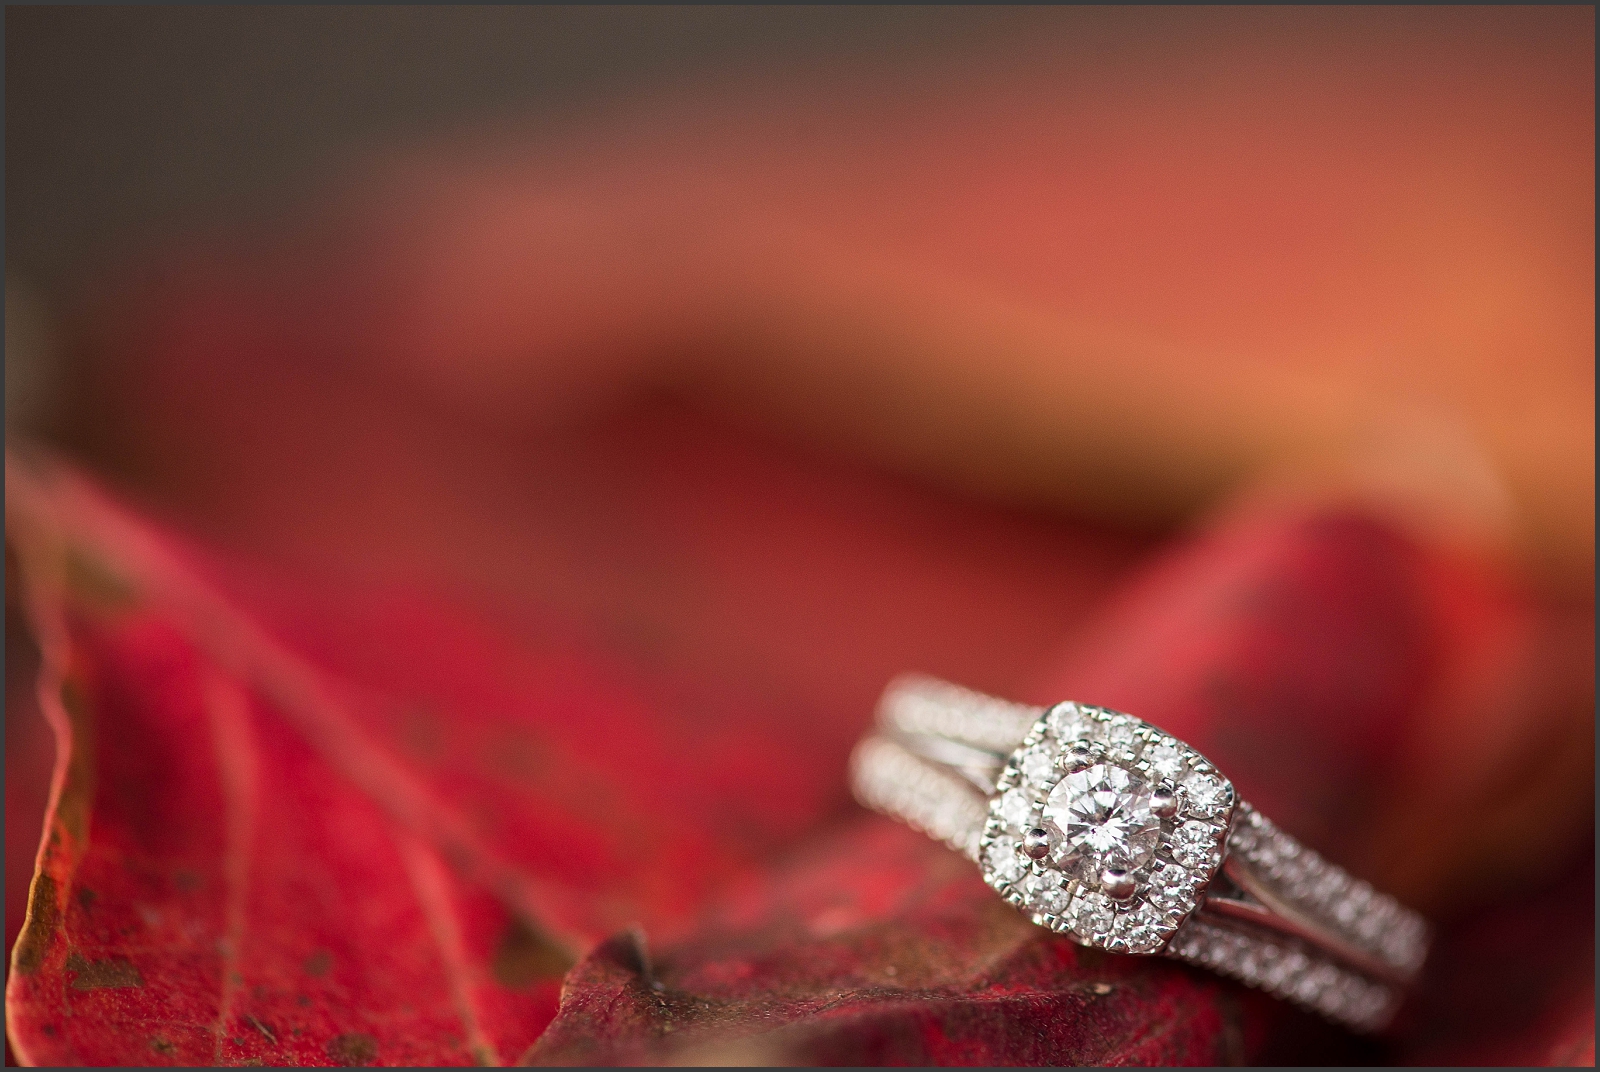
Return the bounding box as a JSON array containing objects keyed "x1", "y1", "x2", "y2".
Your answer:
[{"x1": 850, "y1": 674, "x2": 1431, "y2": 1032}]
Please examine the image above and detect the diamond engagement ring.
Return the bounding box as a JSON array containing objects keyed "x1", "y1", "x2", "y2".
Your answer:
[{"x1": 850, "y1": 674, "x2": 1431, "y2": 1032}]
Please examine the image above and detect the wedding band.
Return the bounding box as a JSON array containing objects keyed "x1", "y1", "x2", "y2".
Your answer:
[{"x1": 850, "y1": 674, "x2": 1430, "y2": 1032}]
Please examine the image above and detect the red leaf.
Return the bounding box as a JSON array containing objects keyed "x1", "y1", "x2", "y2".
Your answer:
[
  {"x1": 3, "y1": 441, "x2": 1144, "y2": 1065},
  {"x1": 5, "y1": 456, "x2": 567, "y2": 1065},
  {"x1": 526, "y1": 820, "x2": 1272, "y2": 1066},
  {"x1": 519, "y1": 502, "x2": 1579, "y2": 1065},
  {"x1": 6, "y1": 441, "x2": 1590, "y2": 1064}
]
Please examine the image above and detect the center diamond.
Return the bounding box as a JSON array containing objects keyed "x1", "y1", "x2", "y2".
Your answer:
[{"x1": 1044, "y1": 762, "x2": 1161, "y2": 871}]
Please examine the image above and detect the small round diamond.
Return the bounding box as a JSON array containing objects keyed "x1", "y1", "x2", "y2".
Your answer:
[
  {"x1": 1020, "y1": 748, "x2": 1056, "y2": 786},
  {"x1": 1105, "y1": 720, "x2": 1137, "y2": 747},
  {"x1": 1172, "y1": 820, "x2": 1217, "y2": 867},
  {"x1": 1355, "y1": 907, "x2": 1387, "y2": 944},
  {"x1": 1315, "y1": 869, "x2": 1348, "y2": 907},
  {"x1": 1072, "y1": 892, "x2": 1114, "y2": 938},
  {"x1": 1115, "y1": 904, "x2": 1164, "y2": 952},
  {"x1": 1149, "y1": 883, "x2": 1187, "y2": 911},
  {"x1": 1022, "y1": 870, "x2": 1070, "y2": 914},
  {"x1": 1154, "y1": 862, "x2": 1190, "y2": 889},
  {"x1": 998, "y1": 788, "x2": 1036, "y2": 831},
  {"x1": 1045, "y1": 702, "x2": 1083, "y2": 738},
  {"x1": 1183, "y1": 773, "x2": 1228, "y2": 819},
  {"x1": 1149, "y1": 864, "x2": 1193, "y2": 911},
  {"x1": 1145, "y1": 740, "x2": 1187, "y2": 780},
  {"x1": 1057, "y1": 714, "x2": 1103, "y2": 746},
  {"x1": 985, "y1": 836, "x2": 1025, "y2": 883}
]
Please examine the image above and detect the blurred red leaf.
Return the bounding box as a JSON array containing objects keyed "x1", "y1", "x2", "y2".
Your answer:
[
  {"x1": 1400, "y1": 848, "x2": 1595, "y2": 1067},
  {"x1": 3, "y1": 443, "x2": 1144, "y2": 1065},
  {"x1": 6, "y1": 441, "x2": 1590, "y2": 1065},
  {"x1": 519, "y1": 506, "x2": 1569, "y2": 1066}
]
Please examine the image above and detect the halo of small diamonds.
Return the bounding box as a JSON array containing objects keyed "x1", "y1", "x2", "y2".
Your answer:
[{"x1": 978, "y1": 702, "x2": 1234, "y2": 953}]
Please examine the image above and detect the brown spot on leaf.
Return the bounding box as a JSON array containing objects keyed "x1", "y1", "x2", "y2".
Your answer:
[
  {"x1": 13, "y1": 873, "x2": 61, "y2": 975},
  {"x1": 66, "y1": 951, "x2": 144, "y2": 989},
  {"x1": 75, "y1": 886, "x2": 98, "y2": 911},
  {"x1": 303, "y1": 949, "x2": 333, "y2": 977},
  {"x1": 63, "y1": 543, "x2": 141, "y2": 610},
  {"x1": 326, "y1": 1033, "x2": 378, "y2": 1066},
  {"x1": 151, "y1": 1036, "x2": 175, "y2": 1056},
  {"x1": 492, "y1": 917, "x2": 574, "y2": 988}
]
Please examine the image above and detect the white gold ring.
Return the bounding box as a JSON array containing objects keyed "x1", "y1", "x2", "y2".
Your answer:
[{"x1": 850, "y1": 674, "x2": 1431, "y2": 1032}]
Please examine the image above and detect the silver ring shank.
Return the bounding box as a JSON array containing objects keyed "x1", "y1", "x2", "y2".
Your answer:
[{"x1": 851, "y1": 675, "x2": 1431, "y2": 1033}]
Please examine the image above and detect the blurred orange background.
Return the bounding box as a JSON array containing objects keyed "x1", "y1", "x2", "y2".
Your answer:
[{"x1": 9, "y1": 7, "x2": 1593, "y2": 590}]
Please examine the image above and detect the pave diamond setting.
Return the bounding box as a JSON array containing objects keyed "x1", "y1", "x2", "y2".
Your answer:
[
  {"x1": 858, "y1": 675, "x2": 1433, "y2": 1033},
  {"x1": 978, "y1": 703, "x2": 1235, "y2": 953}
]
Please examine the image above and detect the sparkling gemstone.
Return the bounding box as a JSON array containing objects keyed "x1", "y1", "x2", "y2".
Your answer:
[
  {"x1": 1150, "y1": 881, "x2": 1189, "y2": 911},
  {"x1": 1145, "y1": 740, "x2": 1187, "y2": 780},
  {"x1": 998, "y1": 788, "x2": 1036, "y2": 831},
  {"x1": 1022, "y1": 870, "x2": 1070, "y2": 914},
  {"x1": 1105, "y1": 720, "x2": 1137, "y2": 747},
  {"x1": 1072, "y1": 892, "x2": 1114, "y2": 937},
  {"x1": 1314, "y1": 869, "x2": 1347, "y2": 906},
  {"x1": 1053, "y1": 713, "x2": 1102, "y2": 746},
  {"x1": 1044, "y1": 702, "x2": 1083, "y2": 737},
  {"x1": 1261, "y1": 949, "x2": 1293, "y2": 987},
  {"x1": 1154, "y1": 862, "x2": 1190, "y2": 889},
  {"x1": 1149, "y1": 862, "x2": 1193, "y2": 912},
  {"x1": 1044, "y1": 763, "x2": 1161, "y2": 871},
  {"x1": 1115, "y1": 904, "x2": 1164, "y2": 951},
  {"x1": 1183, "y1": 772, "x2": 1227, "y2": 818},
  {"x1": 1297, "y1": 963, "x2": 1338, "y2": 1002},
  {"x1": 1275, "y1": 855, "x2": 1307, "y2": 889},
  {"x1": 1355, "y1": 910, "x2": 1385, "y2": 943},
  {"x1": 1020, "y1": 748, "x2": 1056, "y2": 786},
  {"x1": 985, "y1": 836, "x2": 1025, "y2": 882},
  {"x1": 1172, "y1": 820, "x2": 1217, "y2": 867}
]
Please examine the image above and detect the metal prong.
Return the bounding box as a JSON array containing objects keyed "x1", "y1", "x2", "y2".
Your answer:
[
  {"x1": 1101, "y1": 867, "x2": 1137, "y2": 901},
  {"x1": 1023, "y1": 827, "x2": 1053, "y2": 860},
  {"x1": 1151, "y1": 783, "x2": 1180, "y2": 819},
  {"x1": 1059, "y1": 740, "x2": 1097, "y2": 774}
]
